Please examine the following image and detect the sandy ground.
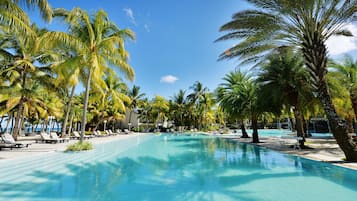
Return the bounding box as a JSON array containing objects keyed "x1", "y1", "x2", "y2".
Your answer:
[
  {"x1": 225, "y1": 135, "x2": 357, "y2": 170},
  {"x1": 0, "y1": 133, "x2": 144, "y2": 161},
  {"x1": 1, "y1": 132, "x2": 357, "y2": 171}
]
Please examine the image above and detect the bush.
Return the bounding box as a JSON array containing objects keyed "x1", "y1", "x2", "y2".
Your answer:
[{"x1": 65, "y1": 141, "x2": 93, "y2": 152}]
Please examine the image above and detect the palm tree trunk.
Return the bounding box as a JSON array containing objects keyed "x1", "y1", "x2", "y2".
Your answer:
[
  {"x1": 68, "y1": 111, "x2": 75, "y2": 135},
  {"x1": 240, "y1": 120, "x2": 249, "y2": 138},
  {"x1": 251, "y1": 115, "x2": 259, "y2": 143},
  {"x1": 12, "y1": 102, "x2": 24, "y2": 140},
  {"x1": 319, "y1": 79, "x2": 357, "y2": 161},
  {"x1": 80, "y1": 68, "x2": 92, "y2": 142},
  {"x1": 61, "y1": 85, "x2": 76, "y2": 137},
  {"x1": 13, "y1": 71, "x2": 27, "y2": 140},
  {"x1": 350, "y1": 95, "x2": 357, "y2": 130},
  {"x1": 303, "y1": 37, "x2": 357, "y2": 161},
  {"x1": 293, "y1": 106, "x2": 306, "y2": 147}
]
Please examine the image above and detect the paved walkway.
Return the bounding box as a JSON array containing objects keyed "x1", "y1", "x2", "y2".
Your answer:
[
  {"x1": 0, "y1": 133, "x2": 143, "y2": 161},
  {"x1": 230, "y1": 135, "x2": 357, "y2": 170}
]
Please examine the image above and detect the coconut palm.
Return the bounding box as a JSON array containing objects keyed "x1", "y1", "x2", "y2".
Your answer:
[
  {"x1": 0, "y1": 0, "x2": 52, "y2": 34},
  {"x1": 217, "y1": 0, "x2": 357, "y2": 161},
  {"x1": 217, "y1": 71, "x2": 260, "y2": 142},
  {"x1": 257, "y1": 48, "x2": 313, "y2": 146},
  {"x1": 90, "y1": 72, "x2": 130, "y2": 130},
  {"x1": 127, "y1": 85, "x2": 145, "y2": 130},
  {"x1": 188, "y1": 81, "x2": 209, "y2": 129},
  {"x1": 170, "y1": 90, "x2": 188, "y2": 129},
  {"x1": 0, "y1": 23, "x2": 59, "y2": 138},
  {"x1": 329, "y1": 55, "x2": 357, "y2": 120},
  {"x1": 52, "y1": 8, "x2": 135, "y2": 141},
  {"x1": 151, "y1": 95, "x2": 169, "y2": 129}
]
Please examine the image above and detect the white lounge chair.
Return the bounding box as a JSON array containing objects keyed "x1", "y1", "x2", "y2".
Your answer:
[
  {"x1": 72, "y1": 131, "x2": 92, "y2": 139},
  {"x1": 50, "y1": 132, "x2": 70, "y2": 143},
  {"x1": 109, "y1": 129, "x2": 119, "y2": 135},
  {"x1": 93, "y1": 130, "x2": 106, "y2": 137},
  {"x1": 40, "y1": 132, "x2": 62, "y2": 143},
  {"x1": 1, "y1": 133, "x2": 31, "y2": 148}
]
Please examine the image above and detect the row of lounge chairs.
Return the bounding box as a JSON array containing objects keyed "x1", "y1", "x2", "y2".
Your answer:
[{"x1": 0, "y1": 129, "x2": 132, "y2": 150}]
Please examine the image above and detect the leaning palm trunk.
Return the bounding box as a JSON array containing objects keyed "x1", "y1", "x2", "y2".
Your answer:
[
  {"x1": 61, "y1": 85, "x2": 76, "y2": 137},
  {"x1": 350, "y1": 93, "x2": 357, "y2": 123},
  {"x1": 12, "y1": 100, "x2": 24, "y2": 140},
  {"x1": 68, "y1": 111, "x2": 75, "y2": 135},
  {"x1": 303, "y1": 41, "x2": 357, "y2": 161},
  {"x1": 240, "y1": 120, "x2": 249, "y2": 138},
  {"x1": 251, "y1": 115, "x2": 259, "y2": 143},
  {"x1": 80, "y1": 68, "x2": 92, "y2": 142}
]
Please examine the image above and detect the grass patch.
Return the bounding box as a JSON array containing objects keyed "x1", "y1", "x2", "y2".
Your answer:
[{"x1": 65, "y1": 141, "x2": 93, "y2": 152}]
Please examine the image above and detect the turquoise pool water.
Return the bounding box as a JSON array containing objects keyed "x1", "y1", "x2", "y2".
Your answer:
[
  {"x1": 0, "y1": 134, "x2": 357, "y2": 201},
  {"x1": 246, "y1": 129, "x2": 290, "y2": 137}
]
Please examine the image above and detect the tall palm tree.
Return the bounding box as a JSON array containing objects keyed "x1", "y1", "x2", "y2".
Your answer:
[
  {"x1": 216, "y1": 71, "x2": 260, "y2": 142},
  {"x1": 329, "y1": 55, "x2": 357, "y2": 120},
  {"x1": 217, "y1": 0, "x2": 357, "y2": 161},
  {"x1": 52, "y1": 8, "x2": 135, "y2": 141},
  {"x1": 257, "y1": 48, "x2": 313, "y2": 146},
  {"x1": 127, "y1": 85, "x2": 145, "y2": 130}
]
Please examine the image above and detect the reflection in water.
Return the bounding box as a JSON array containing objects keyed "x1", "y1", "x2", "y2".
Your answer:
[{"x1": 0, "y1": 135, "x2": 356, "y2": 201}]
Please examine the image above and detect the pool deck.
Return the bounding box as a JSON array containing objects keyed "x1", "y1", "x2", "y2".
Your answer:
[
  {"x1": 226, "y1": 135, "x2": 357, "y2": 170},
  {"x1": 0, "y1": 133, "x2": 144, "y2": 161}
]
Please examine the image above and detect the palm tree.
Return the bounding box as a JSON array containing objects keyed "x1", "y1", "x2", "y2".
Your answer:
[
  {"x1": 188, "y1": 81, "x2": 209, "y2": 129},
  {"x1": 127, "y1": 85, "x2": 145, "y2": 130},
  {"x1": 151, "y1": 95, "x2": 169, "y2": 129},
  {"x1": 170, "y1": 90, "x2": 187, "y2": 130},
  {"x1": 53, "y1": 8, "x2": 135, "y2": 141},
  {"x1": 329, "y1": 55, "x2": 357, "y2": 120},
  {"x1": 92, "y1": 72, "x2": 130, "y2": 130},
  {"x1": 257, "y1": 48, "x2": 313, "y2": 146},
  {"x1": 217, "y1": 0, "x2": 357, "y2": 161},
  {"x1": 0, "y1": 0, "x2": 53, "y2": 30},
  {"x1": 216, "y1": 71, "x2": 260, "y2": 142},
  {"x1": 0, "y1": 23, "x2": 59, "y2": 138}
]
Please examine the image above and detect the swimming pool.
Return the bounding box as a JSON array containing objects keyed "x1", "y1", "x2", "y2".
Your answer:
[{"x1": 0, "y1": 134, "x2": 356, "y2": 201}]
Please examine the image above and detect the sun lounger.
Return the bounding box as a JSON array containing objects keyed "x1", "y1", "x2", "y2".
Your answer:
[
  {"x1": 39, "y1": 132, "x2": 63, "y2": 143},
  {"x1": 50, "y1": 132, "x2": 70, "y2": 143},
  {"x1": 96, "y1": 130, "x2": 108, "y2": 137},
  {"x1": 71, "y1": 131, "x2": 92, "y2": 139},
  {"x1": 1, "y1": 133, "x2": 31, "y2": 148},
  {"x1": 105, "y1": 130, "x2": 112, "y2": 136},
  {"x1": 108, "y1": 129, "x2": 119, "y2": 135}
]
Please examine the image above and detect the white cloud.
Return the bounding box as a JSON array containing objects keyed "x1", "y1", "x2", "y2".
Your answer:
[
  {"x1": 160, "y1": 75, "x2": 179, "y2": 84},
  {"x1": 326, "y1": 23, "x2": 357, "y2": 55},
  {"x1": 123, "y1": 8, "x2": 137, "y2": 25}
]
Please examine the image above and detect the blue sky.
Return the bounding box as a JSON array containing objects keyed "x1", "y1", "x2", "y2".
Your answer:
[{"x1": 28, "y1": 0, "x2": 357, "y2": 99}]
